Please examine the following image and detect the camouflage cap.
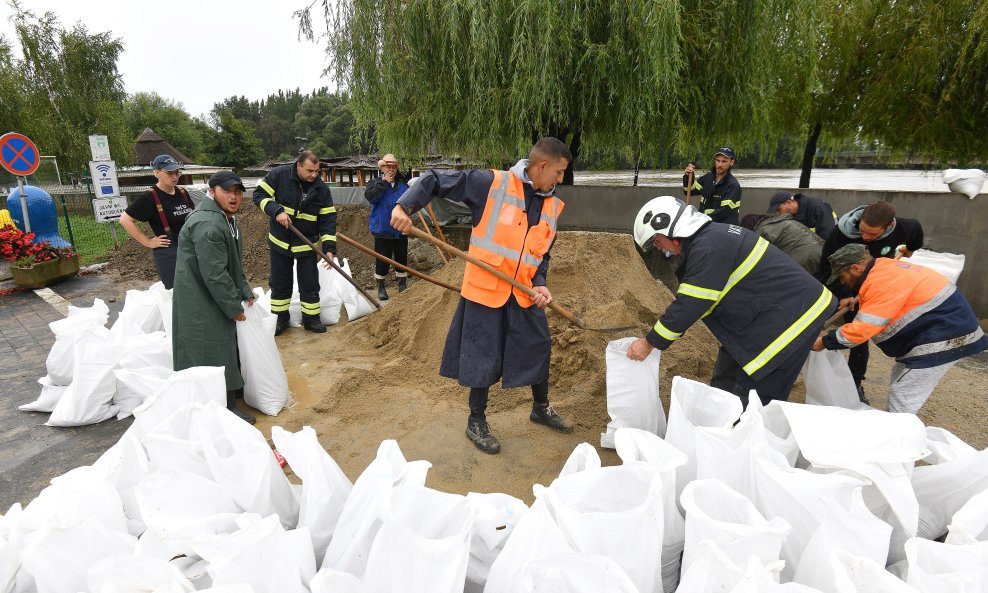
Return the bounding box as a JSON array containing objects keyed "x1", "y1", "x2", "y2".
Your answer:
[{"x1": 827, "y1": 243, "x2": 869, "y2": 285}]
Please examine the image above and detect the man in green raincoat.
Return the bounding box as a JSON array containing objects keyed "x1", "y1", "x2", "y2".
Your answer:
[{"x1": 172, "y1": 171, "x2": 257, "y2": 424}]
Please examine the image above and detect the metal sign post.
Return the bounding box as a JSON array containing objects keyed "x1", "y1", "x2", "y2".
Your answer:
[{"x1": 0, "y1": 132, "x2": 42, "y2": 233}]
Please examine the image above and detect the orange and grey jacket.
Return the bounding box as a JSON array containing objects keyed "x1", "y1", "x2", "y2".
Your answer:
[{"x1": 822, "y1": 258, "x2": 987, "y2": 368}]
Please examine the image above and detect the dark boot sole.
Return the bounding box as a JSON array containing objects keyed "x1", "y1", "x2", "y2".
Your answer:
[
  {"x1": 530, "y1": 415, "x2": 575, "y2": 434},
  {"x1": 465, "y1": 429, "x2": 501, "y2": 454}
]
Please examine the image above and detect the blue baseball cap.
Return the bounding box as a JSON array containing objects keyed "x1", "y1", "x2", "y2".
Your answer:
[
  {"x1": 715, "y1": 146, "x2": 736, "y2": 160},
  {"x1": 151, "y1": 154, "x2": 182, "y2": 171}
]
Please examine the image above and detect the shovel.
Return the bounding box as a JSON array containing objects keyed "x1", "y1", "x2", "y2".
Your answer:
[
  {"x1": 337, "y1": 232, "x2": 459, "y2": 292},
  {"x1": 285, "y1": 222, "x2": 383, "y2": 310},
  {"x1": 404, "y1": 225, "x2": 639, "y2": 334}
]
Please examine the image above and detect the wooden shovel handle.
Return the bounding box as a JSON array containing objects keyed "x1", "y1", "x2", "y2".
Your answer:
[
  {"x1": 337, "y1": 232, "x2": 459, "y2": 292},
  {"x1": 285, "y1": 223, "x2": 382, "y2": 310},
  {"x1": 404, "y1": 225, "x2": 586, "y2": 329}
]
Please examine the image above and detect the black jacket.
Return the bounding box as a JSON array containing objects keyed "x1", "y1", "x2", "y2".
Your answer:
[
  {"x1": 792, "y1": 194, "x2": 837, "y2": 240},
  {"x1": 252, "y1": 162, "x2": 337, "y2": 257},
  {"x1": 647, "y1": 222, "x2": 836, "y2": 380},
  {"x1": 683, "y1": 169, "x2": 741, "y2": 225},
  {"x1": 816, "y1": 206, "x2": 924, "y2": 285}
]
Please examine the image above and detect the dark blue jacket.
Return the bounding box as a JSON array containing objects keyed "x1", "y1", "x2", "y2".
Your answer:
[{"x1": 365, "y1": 176, "x2": 409, "y2": 238}]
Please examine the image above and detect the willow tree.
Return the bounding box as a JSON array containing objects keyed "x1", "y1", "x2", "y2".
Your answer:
[
  {"x1": 297, "y1": 0, "x2": 822, "y2": 181},
  {"x1": 798, "y1": 0, "x2": 988, "y2": 187}
]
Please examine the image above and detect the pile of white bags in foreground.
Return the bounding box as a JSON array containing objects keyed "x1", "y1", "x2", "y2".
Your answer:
[
  {"x1": 18, "y1": 281, "x2": 294, "y2": 425},
  {"x1": 5, "y1": 341, "x2": 988, "y2": 591}
]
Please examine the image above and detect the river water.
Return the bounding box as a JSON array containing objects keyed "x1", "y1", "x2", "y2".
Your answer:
[{"x1": 575, "y1": 168, "x2": 954, "y2": 192}]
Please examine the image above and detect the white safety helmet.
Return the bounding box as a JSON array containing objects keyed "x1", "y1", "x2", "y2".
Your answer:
[{"x1": 633, "y1": 196, "x2": 710, "y2": 250}]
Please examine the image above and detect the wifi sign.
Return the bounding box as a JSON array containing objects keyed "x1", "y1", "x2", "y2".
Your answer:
[{"x1": 88, "y1": 160, "x2": 120, "y2": 198}]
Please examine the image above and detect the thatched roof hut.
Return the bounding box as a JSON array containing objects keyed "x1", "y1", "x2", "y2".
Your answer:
[{"x1": 133, "y1": 128, "x2": 193, "y2": 167}]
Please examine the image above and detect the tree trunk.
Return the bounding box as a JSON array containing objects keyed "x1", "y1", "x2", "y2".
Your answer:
[
  {"x1": 563, "y1": 130, "x2": 581, "y2": 185},
  {"x1": 799, "y1": 122, "x2": 822, "y2": 188}
]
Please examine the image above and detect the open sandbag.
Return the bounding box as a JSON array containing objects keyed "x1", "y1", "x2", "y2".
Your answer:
[
  {"x1": 946, "y1": 488, "x2": 988, "y2": 545},
  {"x1": 338, "y1": 258, "x2": 375, "y2": 321},
  {"x1": 484, "y1": 498, "x2": 576, "y2": 593},
  {"x1": 601, "y1": 336, "x2": 663, "y2": 448},
  {"x1": 321, "y1": 439, "x2": 430, "y2": 578},
  {"x1": 924, "y1": 427, "x2": 977, "y2": 464},
  {"x1": 363, "y1": 486, "x2": 475, "y2": 593},
  {"x1": 464, "y1": 492, "x2": 528, "y2": 593},
  {"x1": 801, "y1": 350, "x2": 867, "y2": 409},
  {"x1": 237, "y1": 289, "x2": 290, "y2": 415},
  {"x1": 558, "y1": 443, "x2": 601, "y2": 477},
  {"x1": 520, "y1": 551, "x2": 640, "y2": 593},
  {"x1": 900, "y1": 249, "x2": 965, "y2": 284},
  {"x1": 45, "y1": 298, "x2": 110, "y2": 385},
  {"x1": 905, "y1": 537, "x2": 988, "y2": 592},
  {"x1": 114, "y1": 365, "x2": 174, "y2": 420},
  {"x1": 830, "y1": 550, "x2": 920, "y2": 593},
  {"x1": 86, "y1": 553, "x2": 194, "y2": 593},
  {"x1": 912, "y1": 447, "x2": 988, "y2": 540}
]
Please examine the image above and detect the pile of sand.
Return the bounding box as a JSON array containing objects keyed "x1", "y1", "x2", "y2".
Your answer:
[
  {"x1": 103, "y1": 203, "x2": 444, "y2": 289},
  {"x1": 262, "y1": 231, "x2": 717, "y2": 502}
]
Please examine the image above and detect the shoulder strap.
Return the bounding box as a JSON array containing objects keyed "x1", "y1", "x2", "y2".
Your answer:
[
  {"x1": 149, "y1": 188, "x2": 172, "y2": 235},
  {"x1": 178, "y1": 187, "x2": 194, "y2": 209}
]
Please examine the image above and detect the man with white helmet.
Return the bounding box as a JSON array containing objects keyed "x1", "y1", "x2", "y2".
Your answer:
[{"x1": 627, "y1": 196, "x2": 838, "y2": 406}]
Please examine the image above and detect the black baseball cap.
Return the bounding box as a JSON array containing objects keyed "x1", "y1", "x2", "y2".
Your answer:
[
  {"x1": 208, "y1": 170, "x2": 246, "y2": 191},
  {"x1": 714, "y1": 146, "x2": 736, "y2": 160},
  {"x1": 767, "y1": 191, "x2": 795, "y2": 213},
  {"x1": 151, "y1": 154, "x2": 182, "y2": 171}
]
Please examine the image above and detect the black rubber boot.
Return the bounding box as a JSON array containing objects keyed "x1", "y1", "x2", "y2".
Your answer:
[
  {"x1": 274, "y1": 315, "x2": 290, "y2": 336},
  {"x1": 466, "y1": 416, "x2": 500, "y2": 454},
  {"x1": 530, "y1": 403, "x2": 574, "y2": 433},
  {"x1": 227, "y1": 390, "x2": 256, "y2": 424},
  {"x1": 377, "y1": 279, "x2": 389, "y2": 301},
  {"x1": 397, "y1": 277, "x2": 408, "y2": 293},
  {"x1": 302, "y1": 315, "x2": 326, "y2": 333}
]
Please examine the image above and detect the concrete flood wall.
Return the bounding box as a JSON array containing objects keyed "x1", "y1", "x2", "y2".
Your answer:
[{"x1": 556, "y1": 185, "x2": 988, "y2": 317}]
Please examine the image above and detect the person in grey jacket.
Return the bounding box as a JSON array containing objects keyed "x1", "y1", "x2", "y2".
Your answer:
[{"x1": 742, "y1": 213, "x2": 824, "y2": 273}]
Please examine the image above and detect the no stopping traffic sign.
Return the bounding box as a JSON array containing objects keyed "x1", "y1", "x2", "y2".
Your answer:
[{"x1": 0, "y1": 132, "x2": 41, "y2": 176}]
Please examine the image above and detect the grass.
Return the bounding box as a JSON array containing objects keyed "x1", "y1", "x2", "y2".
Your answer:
[{"x1": 57, "y1": 213, "x2": 121, "y2": 264}]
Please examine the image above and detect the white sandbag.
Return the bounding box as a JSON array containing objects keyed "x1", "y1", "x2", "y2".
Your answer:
[
  {"x1": 321, "y1": 439, "x2": 431, "y2": 578},
  {"x1": 289, "y1": 274, "x2": 303, "y2": 328},
  {"x1": 924, "y1": 427, "x2": 977, "y2": 464},
  {"x1": 520, "y1": 551, "x2": 640, "y2": 593},
  {"x1": 752, "y1": 454, "x2": 872, "y2": 583},
  {"x1": 729, "y1": 557, "x2": 822, "y2": 593},
  {"x1": 45, "y1": 297, "x2": 110, "y2": 385},
  {"x1": 196, "y1": 402, "x2": 298, "y2": 527},
  {"x1": 338, "y1": 258, "x2": 375, "y2": 321},
  {"x1": 905, "y1": 537, "x2": 988, "y2": 592},
  {"x1": 19, "y1": 517, "x2": 136, "y2": 593},
  {"x1": 364, "y1": 486, "x2": 475, "y2": 593},
  {"x1": 613, "y1": 428, "x2": 688, "y2": 593},
  {"x1": 778, "y1": 402, "x2": 928, "y2": 561},
  {"x1": 756, "y1": 401, "x2": 801, "y2": 466},
  {"x1": 665, "y1": 376, "x2": 743, "y2": 506},
  {"x1": 129, "y1": 366, "x2": 227, "y2": 440},
  {"x1": 111, "y1": 285, "x2": 165, "y2": 336},
  {"x1": 538, "y1": 464, "x2": 666, "y2": 593},
  {"x1": 464, "y1": 492, "x2": 528, "y2": 593},
  {"x1": 114, "y1": 365, "x2": 174, "y2": 420},
  {"x1": 310, "y1": 568, "x2": 366, "y2": 593},
  {"x1": 47, "y1": 327, "x2": 123, "y2": 427},
  {"x1": 0, "y1": 504, "x2": 33, "y2": 593},
  {"x1": 190, "y1": 514, "x2": 312, "y2": 593},
  {"x1": 92, "y1": 431, "x2": 152, "y2": 536},
  {"x1": 913, "y1": 447, "x2": 988, "y2": 540},
  {"x1": 271, "y1": 426, "x2": 353, "y2": 563},
  {"x1": 900, "y1": 249, "x2": 966, "y2": 284},
  {"x1": 153, "y1": 283, "x2": 174, "y2": 337},
  {"x1": 317, "y1": 259, "x2": 343, "y2": 325},
  {"x1": 142, "y1": 403, "x2": 215, "y2": 479},
  {"x1": 681, "y1": 479, "x2": 791, "y2": 577},
  {"x1": 946, "y1": 488, "x2": 988, "y2": 544},
  {"x1": 18, "y1": 375, "x2": 67, "y2": 413},
  {"x1": 87, "y1": 553, "x2": 194, "y2": 593},
  {"x1": 793, "y1": 488, "x2": 893, "y2": 592},
  {"x1": 237, "y1": 290, "x2": 290, "y2": 415},
  {"x1": 601, "y1": 336, "x2": 663, "y2": 448},
  {"x1": 831, "y1": 550, "x2": 920, "y2": 593},
  {"x1": 801, "y1": 350, "x2": 868, "y2": 409},
  {"x1": 558, "y1": 442, "x2": 601, "y2": 477},
  {"x1": 117, "y1": 330, "x2": 173, "y2": 371},
  {"x1": 676, "y1": 540, "x2": 751, "y2": 593},
  {"x1": 484, "y1": 498, "x2": 576, "y2": 593},
  {"x1": 942, "y1": 168, "x2": 986, "y2": 199}
]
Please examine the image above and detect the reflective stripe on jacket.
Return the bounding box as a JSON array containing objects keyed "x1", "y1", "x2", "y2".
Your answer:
[
  {"x1": 824, "y1": 258, "x2": 987, "y2": 368},
  {"x1": 648, "y1": 222, "x2": 836, "y2": 380},
  {"x1": 251, "y1": 162, "x2": 337, "y2": 258},
  {"x1": 461, "y1": 170, "x2": 563, "y2": 308},
  {"x1": 682, "y1": 169, "x2": 741, "y2": 225}
]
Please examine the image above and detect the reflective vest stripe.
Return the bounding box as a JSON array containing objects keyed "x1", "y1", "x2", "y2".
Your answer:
[
  {"x1": 720, "y1": 199, "x2": 741, "y2": 209},
  {"x1": 259, "y1": 197, "x2": 274, "y2": 211},
  {"x1": 653, "y1": 320, "x2": 683, "y2": 342},
  {"x1": 319, "y1": 206, "x2": 336, "y2": 214},
  {"x1": 258, "y1": 180, "x2": 276, "y2": 196},
  {"x1": 295, "y1": 212, "x2": 317, "y2": 222},
  {"x1": 269, "y1": 233, "x2": 290, "y2": 250},
  {"x1": 743, "y1": 286, "x2": 832, "y2": 376},
  {"x1": 319, "y1": 234, "x2": 336, "y2": 243},
  {"x1": 678, "y1": 283, "x2": 720, "y2": 301},
  {"x1": 703, "y1": 237, "x2": 769, "y2": 318}
]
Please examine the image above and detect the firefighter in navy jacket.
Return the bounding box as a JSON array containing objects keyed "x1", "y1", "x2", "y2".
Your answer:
[
  {"x1": 252, "y1": 151, "x2": 337, "y2": 334},
  {"x1": 627, "y1": 196, "x2": 837, "y2": 407}
]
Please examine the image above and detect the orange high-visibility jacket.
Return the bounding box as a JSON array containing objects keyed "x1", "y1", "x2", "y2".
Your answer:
[
  {"x1": 825, "y1": 258, "x2": 986, "y2": 368},
  {"x1": 461, "y1": 170, "x2": 564, "y2": 308}
]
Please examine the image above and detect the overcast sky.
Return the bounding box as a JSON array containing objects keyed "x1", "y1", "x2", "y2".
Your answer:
[{"x1": 0, "y1": 0, "x2": 333, "y2": 118}]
